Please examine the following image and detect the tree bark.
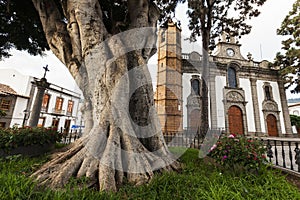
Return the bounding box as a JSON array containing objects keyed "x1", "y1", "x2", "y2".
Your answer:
[
  {"x1": 200, "y1": 15, "x2": 210, "y2": 138},
  {"x1": 31, "y1": 0, "x2": 179, "y2": 191},
  {"x1": 199, "y1": 0, "x2": 213, "y2": 138}
]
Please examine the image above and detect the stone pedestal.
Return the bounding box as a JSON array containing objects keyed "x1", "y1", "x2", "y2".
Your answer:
[{"x1": 28, "y1": 78, "x2": 50, "y2": 127}]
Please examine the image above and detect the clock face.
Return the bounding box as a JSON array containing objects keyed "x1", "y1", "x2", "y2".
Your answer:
[{"x1": 226, "y1": 48, "x2": 235, "y2": 57}]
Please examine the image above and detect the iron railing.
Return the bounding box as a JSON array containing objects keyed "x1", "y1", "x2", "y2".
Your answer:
[
  {"x1": 59, "y1": 128, "x2": 81, "y2": 144},
  {"x1": 262, "y1": 138, "x2": 300, "y2": 173},
  {"x1": 57, "y1": 128, "x2": 300, "y2": 174},
  {"x1": 163, "y1": 128, "x2": 224, "y2": 149},
  {"x1": 52, "y1": 108, "x2": 65, "y2": 115}
]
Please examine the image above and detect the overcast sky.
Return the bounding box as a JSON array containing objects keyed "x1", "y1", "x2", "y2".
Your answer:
[{"x1": 0, "y1": 0, "x2": 298, "y2": 98}]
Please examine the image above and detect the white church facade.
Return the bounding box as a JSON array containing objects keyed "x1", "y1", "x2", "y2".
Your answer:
[{"x1": 155, "y1": 20, "x2": 292, "y2": 137}]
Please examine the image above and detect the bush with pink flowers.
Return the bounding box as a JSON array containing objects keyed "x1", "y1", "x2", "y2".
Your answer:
[{"x1": 208, "y1": 134, "x2": 267, "y2": 173}]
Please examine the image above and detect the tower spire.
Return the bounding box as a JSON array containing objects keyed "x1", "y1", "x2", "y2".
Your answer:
[{"x1": 155, "y1": 20, "x2": 183, "y2": 133}]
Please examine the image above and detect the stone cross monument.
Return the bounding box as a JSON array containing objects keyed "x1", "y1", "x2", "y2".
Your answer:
[{"x1": 28, "y1": 65, "x2": 50, "y2": 127}]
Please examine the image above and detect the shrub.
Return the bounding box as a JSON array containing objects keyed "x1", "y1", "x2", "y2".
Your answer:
[
  {"x1": 0, "y1": 110, "x2": 6, "y2": 118},
  {"x1": 0, "y1": 127, "x2": 62, "y2": 152},
  {"x1": 208, "y1": 134, "x2": 267, "y2": 173}
]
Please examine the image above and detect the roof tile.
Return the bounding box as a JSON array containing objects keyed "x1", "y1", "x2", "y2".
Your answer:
[{"x1": 0, "y1": 83, "x2": 17, "y2": 95}]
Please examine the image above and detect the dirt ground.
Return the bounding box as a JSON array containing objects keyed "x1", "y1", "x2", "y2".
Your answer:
[{"x1": 286, "y1": 174, "x2": 300, "y2": 190}]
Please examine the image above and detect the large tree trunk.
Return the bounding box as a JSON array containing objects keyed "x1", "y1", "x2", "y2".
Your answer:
[
  {"x1": 200, "y1": 5, "x2": 212, "y2": 138},
  {"x1": 30, "y1": 0, "x2": 179, "y2": 191}
]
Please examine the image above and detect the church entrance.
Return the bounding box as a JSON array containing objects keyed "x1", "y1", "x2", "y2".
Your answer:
[
  {"x1": 228, "y1": 106, "x2": 244, "y2": 135},
  {"x1": 267, "y1": 114, "x2": 278, "y2": 137}
]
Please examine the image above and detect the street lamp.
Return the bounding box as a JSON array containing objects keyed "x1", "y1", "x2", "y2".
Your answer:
[{"x1": 22, "y1": 109, "x2": 30, "y2": 127}]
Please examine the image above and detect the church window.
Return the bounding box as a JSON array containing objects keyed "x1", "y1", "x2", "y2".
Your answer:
[
  {"x1": 67, "y1": 100, "x2": 74, "y2": 115},
  {"x1": 55, "y1": 97, "x2": 64, "y2": 113},
  {"x1": 176, "y1": 31, "x2": 180, "y2": 45},
  {"x1": 0, "y1": 99, "x2": 11, "y2": 111},
  {"x1": 228, "y1": 67, "x2": 237, "y2": 88},
  {"x1": 192, "y1": 79, "x2": 200, "y2": 95},
  {"x1": 42, "y1": 94, "x2": 50, "y2": 112},
  {"x1": 161, "y1": 31, "x2": 166, "y2": 43},
  {"x1": 265, "y1": 86, "x2": 272, "y2": 100}
]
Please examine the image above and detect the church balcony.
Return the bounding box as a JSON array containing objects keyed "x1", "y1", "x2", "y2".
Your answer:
[
  {"x1": 66, "y1": 111, "x2": 73, "y2": 117},
  {"x1": 182, "y1": 53, "x2": 190, "y2": 60},
  {"x1": 52, "y1": 108, "x2": 65, "y2": 116},
  {"x1": 41, "y1": 107, "x2": 48, "y2": 113}
]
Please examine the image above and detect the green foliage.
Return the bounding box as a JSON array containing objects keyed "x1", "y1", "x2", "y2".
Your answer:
[
  {"x1": 186, "y1": 0, "x2": 267, "y2": 45},
  {"x1": 208, "y1": 134, "x2": 267, "y2": 173},
  {"x1": 0, "y1": 109, "x2": 6, "y2": 118},
  {"x1": 274, "y1": 0, "x2": 300, "y2": 92},
  {"x1": 0, "y1": 0, "x2": 182, "y2": 60},
  {"x1": 0, "y1": 149, "x2": 299, "y2": 199},
  {"x1": 0, "y1": 0, "x2": 49, "y2": 60},
  {"x1": 290, "y1": 114, "x2": 300, "y2": 127},
  {"x1": 0, "y1": 127, "x2": 61, "y2": 152}
]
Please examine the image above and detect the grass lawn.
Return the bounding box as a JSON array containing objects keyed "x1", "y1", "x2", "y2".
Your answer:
[{"x1": 0, "y1": 148, "x2": 299, "y2": 199}]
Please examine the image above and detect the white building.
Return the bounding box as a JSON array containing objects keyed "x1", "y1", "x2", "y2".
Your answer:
[
  {"x1": 0, "y1": 69, "x2": 83, "y2": 132},
  {"x1": 155, "y1": 20, "x2": 292, "y2": 137},
  {"x1": 288, "y1": 99, "x2": 300, "y2": 134}
]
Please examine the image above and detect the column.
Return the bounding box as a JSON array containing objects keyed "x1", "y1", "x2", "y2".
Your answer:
[
  {"x1": 250, "y1": 78, "x2": 262, "y2": 136},
  {"x1": 278, "y1": 80, "x2": 293, "y2": 134},
  {"x1": 28, "y1": 78, "x2": 50, "y2": 127},
  {"x1": 209, "y1": 73, "x2": 218, "y2": 130}
]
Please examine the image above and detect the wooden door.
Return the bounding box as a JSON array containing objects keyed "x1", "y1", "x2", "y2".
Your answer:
[
  {"x1": 267, "y1": 114, "x2": 278, "y2": 137},
  {"x1": 64, "y1": 119, "x2": 71, "y2": 133},
  {"x1": 52, "y1": 118, "x2": 60, "y2": 129},
  {"x1": 228, "y1": 106, "x2": 244, "y2": 135}
]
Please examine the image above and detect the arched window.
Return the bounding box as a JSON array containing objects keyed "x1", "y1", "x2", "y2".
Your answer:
[
  {"x1": 228, "y1": 67, "x2": 237, "y2": 88},
  {"x1": 192, "y1": 79, "x2": 200, "y2": 95},
  {"x1": 265, "y1": 86, "x2": 271, "y2": 100}
]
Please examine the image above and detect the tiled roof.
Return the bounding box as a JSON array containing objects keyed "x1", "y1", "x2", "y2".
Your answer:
[{"x1": 0, "y1": 83, "x2": 17, "y2": 95}]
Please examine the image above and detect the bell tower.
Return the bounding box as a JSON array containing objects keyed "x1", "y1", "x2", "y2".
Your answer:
[{"x1": 155, "y1": 19, "x2": 183, "y2": 133}]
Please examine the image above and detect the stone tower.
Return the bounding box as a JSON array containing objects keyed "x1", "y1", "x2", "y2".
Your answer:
[{"x1": 155, "y1": 20, "x2": 183, "y2": 133}]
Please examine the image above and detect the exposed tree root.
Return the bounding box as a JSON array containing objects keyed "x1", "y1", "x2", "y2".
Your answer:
[{"x1": 31, "y1": 128, "x2": 180, "y2": 192}]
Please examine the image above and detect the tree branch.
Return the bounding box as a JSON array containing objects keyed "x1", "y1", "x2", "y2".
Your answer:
[
  {"x1": 128, "y1": 0, "x2": 149, "y2": 28},
  {"x1": 68, "y1": 0, "x2": 109, "y2": 57},
  {"x1": 31, "y1": 0, "x2": 73, "y2": 67},
  {"x1": 126, "y1": 0, "x2": 160, "y2": 61}
]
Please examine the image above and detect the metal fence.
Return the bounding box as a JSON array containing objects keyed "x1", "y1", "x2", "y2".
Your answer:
[
  {"x1": 59, "y1": 128, "x2": 81, "y2": 144},
  {"x1": 164, "y1": 130, "x2": 300, "y2": 174},
  {"x1": 262, "y1": 138, "x2": 300, "y2": 173},
  {"x1": 57, "y1": 128, "x2": 300, "y2": 174},
  {"x1": 59, "y1": 128, "x2": 224, "y2": 147},
  {"x1": 163, "y1": 128, "x2": 224, "y2": 149}
]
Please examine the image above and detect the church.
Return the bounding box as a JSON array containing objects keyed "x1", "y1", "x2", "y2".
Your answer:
[{"x1": 154, "y1": 20, "x2": 292, "y2": 137}]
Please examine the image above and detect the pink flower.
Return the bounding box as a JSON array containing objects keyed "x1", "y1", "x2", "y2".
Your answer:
[
  {"x1": 222, "y1": 155, "x2": 228, "y2": 160},
  {"x1": 228, "y1": 134, "x2": 235, "y2": 138},
  {"x1": 209, "y1": 144, "x2": 217, "y2": 152}
]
